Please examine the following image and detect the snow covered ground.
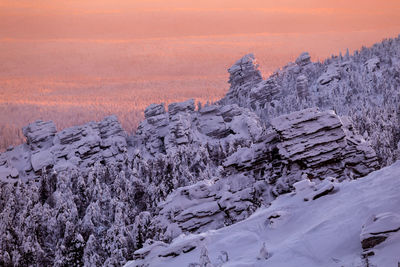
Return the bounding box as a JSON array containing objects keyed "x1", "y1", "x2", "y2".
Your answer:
[{"x1": 127, "y1": 161, "x2": 400, "y2": 267}]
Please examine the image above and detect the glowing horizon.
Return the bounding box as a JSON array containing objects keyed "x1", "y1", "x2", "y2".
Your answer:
[
  {"x1": 1, "y1": 0, "x2": 400, "y2": 150},
  {"x1": 1, "y1": 0, "x2": 399, "y2": 40}
]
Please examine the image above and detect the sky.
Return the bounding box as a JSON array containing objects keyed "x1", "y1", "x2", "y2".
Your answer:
[
  {"x1": 1, "y1": 0, "x2": 400, "y2": 40},
  {"x1": 0, "y1": 0, "x2": 400, "y2": 148},
  {"x1": 1, "y1": 0, "x2": 399, "y2": 78}
]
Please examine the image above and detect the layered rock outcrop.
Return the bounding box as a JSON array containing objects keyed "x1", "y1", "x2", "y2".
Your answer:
[
  {"x1": 220, "y1": 39, "x2": 400, "y2": 166},
  {"x1": 151, "y1": 108, "x2": 378, "y2": 238},
  {"x1": 225, "y1": 108, "x2": 378, "y2": 194},
  {"x1": 0, "y1": 116, "x2": 127, "y2": 181},
  {"x1": 221, "y1": 54, "x2": 264, "y2": 107},
  {"x1": 134, "y1": 99, "x2": 263, "y2": 156}
]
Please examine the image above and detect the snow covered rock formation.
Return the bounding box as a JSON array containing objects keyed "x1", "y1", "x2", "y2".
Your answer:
[
  {"x1": 220, "y1": 36, "x2": 400, "y2": 165},
  {"x1": 127, "y1": 161, "x2": 400, "y2": 267},
  {"x1": 1, "y1": 35, "x2": 399, "y2": 267},
  {"x1": 0, "y1": 116, "x2": 127, "y2": 181},
  {"x1": 149, "y1": 108, "x2": 378, "y2": 240},
  {"x1": 134, "y1": 100, "x2": 263, "y2": 156}
]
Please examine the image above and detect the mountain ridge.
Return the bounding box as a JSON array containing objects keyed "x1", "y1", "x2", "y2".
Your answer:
[{"x1": 0, "y1": 35, "x2": 399, "y2": 266}]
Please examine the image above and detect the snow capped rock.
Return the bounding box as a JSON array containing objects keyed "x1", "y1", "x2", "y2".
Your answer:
[
  {"x1": 136, "y1": 101, "x2": 263, "y2": 156},
  {"x1": 249, "y1": 77, "x2": 281, "y2": 110},
  {"x1": 0, "y1": 116, "x2": 127, "y2": 180},
  {"x1": 360, "y1": 212, "x2": 400, "y2": 250},
  {"x1": 154, "y1": 174, "x2": 257, "y2": 235},
  {"x1": 295, "y1": 52, "x2": 311, "y2": 66},
  {"x1": 0, "y1": 144, "x2": 31, "y2": 180},
  {"x1": 303, "y1": 180, "x2": 335, "y2": 201},
  {"x1": 220, "y1": 36, "x2": 400, "y2": 165},
  {"x1": 22, "y1": 120, "x2": 57, "y2": 151},
  {"x1": 144, "y1": 108, "x2": 378, "y2": 242},
  {"x1": 168, "y1": 99, "x2": 195, "y2": 116},
  {"x1": 144, "y1": 103, "x2": 166, "y2": 118},
  {"x1": 221, "y1": 54, "x2": 263, "y2": 106},
  {"x1": 225, "y1": 108, "x2": 378, "y2": 196},
  {"x1": 228, "y1": 53, "x2": 262, "y2": 88}
]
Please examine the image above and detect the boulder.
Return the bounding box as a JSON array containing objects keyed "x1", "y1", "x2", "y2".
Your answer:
[{"x1": 361, "y1": 212, "x2": 400, "y2": 250}]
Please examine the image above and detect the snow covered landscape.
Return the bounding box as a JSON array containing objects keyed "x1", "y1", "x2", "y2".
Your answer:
[
  {"x1": 128, "y1": 161, "x2": 400, "y2": 267},
  {"x1": 1, "y1": 34, "x2": 400, "y2": 266}
]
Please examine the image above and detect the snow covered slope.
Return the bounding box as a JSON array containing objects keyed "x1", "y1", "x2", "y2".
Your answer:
[{"x1": 127, "y1": 161, "x2": 400, "y2": 267}]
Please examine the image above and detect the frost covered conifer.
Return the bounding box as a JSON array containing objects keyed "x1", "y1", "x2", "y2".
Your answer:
[
  {"x1": 257, "y1": 242, "x2": 270, "y2": 260},
  {"x1": 199, "y1": 246, "x2": 213, "y2": 267}
]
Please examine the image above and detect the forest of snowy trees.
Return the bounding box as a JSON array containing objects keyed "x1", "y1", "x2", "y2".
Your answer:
[{"x1": 0, "y1": 141, "x2": 238, "y2": 266}]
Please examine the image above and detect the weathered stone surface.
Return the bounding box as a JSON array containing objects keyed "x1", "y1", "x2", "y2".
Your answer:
[
  {"x1": 155, "y1": 174, "x2": 258, "y2": 235},
  {"x1": 221, "y1": 54, "x2": 263, "y2": 107},
  {"x1": 228, "y1": 53, "x2": 262, "y2": 88},
  {"x1": 168, "y1": 99, "x2": 195, "y2": 116},
  {"x1": 249, "y1": 77, "x2": 281, "y2": 110},
  {"x1": 144, "y1": 103, "x2": 166, "y2": 118},
  {"x1": 0, "y1": 116, "x2": 127, "y2": 180},
  {"x1": 22, "y1": 120, "x2": 57, "y2": 151},
  {"x1": 224, "y1": 108, "x2": 378, "y2": 196},
  {"x1": 136, "y1": 101, "x2": 263, "y2": 156},
  {"x1": 149, "y1": 108, "x2": 378, "y2": 240}
]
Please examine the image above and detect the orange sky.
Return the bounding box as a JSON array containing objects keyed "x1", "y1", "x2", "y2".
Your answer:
[{"x1": 1, "y1": 0, "x2": 400, "y2": 40}]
